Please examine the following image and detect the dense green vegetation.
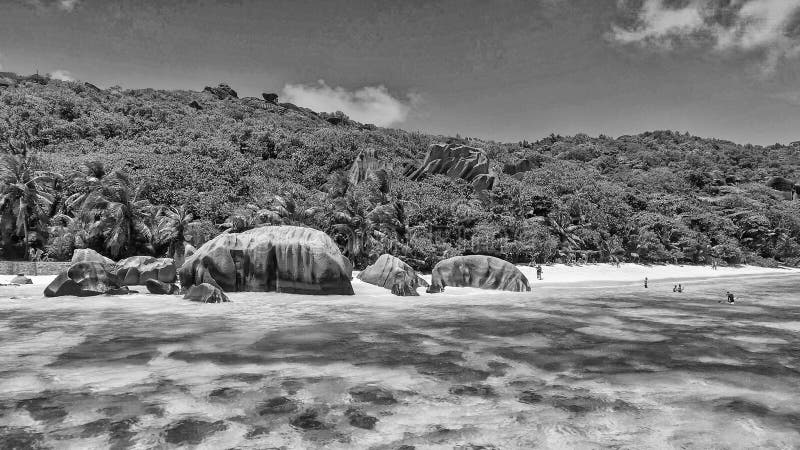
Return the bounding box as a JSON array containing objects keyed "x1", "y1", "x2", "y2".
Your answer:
[{"x1": 2, "y1": 72, "x2": 800, "y2": 269}]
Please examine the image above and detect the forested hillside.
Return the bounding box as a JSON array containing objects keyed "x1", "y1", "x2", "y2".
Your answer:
[{"x1": 2, "y1": 72, "x2": 799, "y2": 269}]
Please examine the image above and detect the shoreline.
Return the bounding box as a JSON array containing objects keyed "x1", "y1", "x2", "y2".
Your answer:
[
  {"x1": 512, "y1": 263, "x2": 799, "y2": 286},
  {"x1": 2, "y1": 263, "x2": 797, "y2": 290}
]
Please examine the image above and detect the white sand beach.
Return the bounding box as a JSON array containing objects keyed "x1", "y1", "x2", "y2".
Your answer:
[{"x1": 3, "y1": 263, "x2": 798, "y2": 288}]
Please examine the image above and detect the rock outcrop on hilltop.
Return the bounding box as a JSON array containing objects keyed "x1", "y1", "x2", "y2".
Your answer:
[
  {"x1": 262, "y1": 93, "x2": 279, "y2": 104},
  {"x1": 203, "y1": 84, "x2": 238, "y2": 100},
  {"x1": 357, "y1": 254, "x2": 428, "y2": 296},
  {"x1": 71, "y1": 249, "x2": 115, "y2": 265},
  {"x1": 766, "y1": 176, "x2": 799, "y2": 200},
  {"x1": 405, "y1": 143, "x2": 497, "y2": 191},
  {"x1": 115, "y1": 256, "x2": 177, "y2": 285},
  {"x1": 427, "y1": 255, "x2": 530, "y2": 293},
  {"x1": 349, "y1": 149, "x2": 390, "y2": 192},
  {"x1": 44, "y1": 262, "x2": 125, "y2": 297},
  {"x1": 503, "y1": 157, "x2": 542, "y2": 179},
  {"x1": 179, "y1": 225, "x2": 354, "y2": 295}
]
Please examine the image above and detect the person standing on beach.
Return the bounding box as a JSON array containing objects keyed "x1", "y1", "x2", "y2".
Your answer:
[{"x1": 536, "y1": 265, "x2": 542, "y2": 280}]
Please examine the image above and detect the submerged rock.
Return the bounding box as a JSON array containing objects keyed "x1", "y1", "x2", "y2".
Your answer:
[
  {"x1": 517, "y1": 390, "x2": 543, "y2": 404},
  {"x1": 44, "y1": 262, "x2": 124, "y2": 297},
  {"x1": 164, "y1": 418, "x2": 227, "y2": 445},
  {"x1": 346, "y1": 408, "x2": 378, "y2": 430},
  {"x1": 179, "y1": 225, "x2": 353, "y2": 295},
  {"x1": 258, "y1": 396, "x2": 298, "y2": 415},
  {"x1": 427, "y1": 255, "x2": 530, "y2": 293},
  {"x1": 448, "y1": 384, "x2": 496, "y2": 397},
  {"x1": 358, "y1": 254, "x2": 428, "y2": 296},
  {"x1": 183, "y1": 283, "x2": 229, "y2": 303},
  {"x1": 290, "y1": 409, "x2": 327, "y2": 430},
  {"x1": 348, "y1": 385, "x2": 397, "y2": 405},
  {"x1": 115, "y1": 256, "x2": 176, "y2": 285}
]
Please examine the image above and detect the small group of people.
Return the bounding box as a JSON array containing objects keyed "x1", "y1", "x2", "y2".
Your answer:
[{"x1": 672, "y1": 284, "x2": 683, "y2": 293}]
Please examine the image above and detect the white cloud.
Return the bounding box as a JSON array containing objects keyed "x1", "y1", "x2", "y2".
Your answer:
[
  {"x1": 281, "y1": 80, "x2": 417, "y2": 127},
  {"x1": 612, "y1": 0, "x2": 706, "y2": 47},
  {"x1": 50, "y1": 69, "x2": 75, "y2": 81},
  {"x1": 23, "y1": 0, "x2": 80, "y2": 11},
  {"x1": 611, "y1": 0, "x2": 800, "y2": 73},
  {"x1": 57, "y1": 0, "x2": 78, "y2": 11}
]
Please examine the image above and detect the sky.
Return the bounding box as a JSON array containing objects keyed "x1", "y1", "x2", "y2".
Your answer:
[{"x1": 1, "y1": 0, "x2": 799, "y2": 145}]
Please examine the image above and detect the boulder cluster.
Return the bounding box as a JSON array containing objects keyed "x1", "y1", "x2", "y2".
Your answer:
[
  {"x1": 42, "y1": 221, "x2": 531, "y2": 298},
  {"x1": 405, "y1": 143, "x2": 498, "y2": 192}
]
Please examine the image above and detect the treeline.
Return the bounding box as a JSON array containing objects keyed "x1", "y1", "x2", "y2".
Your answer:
[{"x1": 1, "y1": 72, "x2": 799, "y2": 270}]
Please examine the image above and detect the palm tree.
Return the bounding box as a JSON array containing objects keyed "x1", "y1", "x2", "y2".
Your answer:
[
  {"x1": 0, "y1": 154, "x2": 57, "y2": 259},
  {"x1": 65, "y1": 161, "x2": 107, "y2": 215},
  {"x1": 155, "y1": 205, "x2": 196, "y2": 265},
  {"x1": 81, "y1": 170, "x2": 153, "y2": 258},
  {"x1": 262, "y1": 195, "x2": 318, "y2": 226}
]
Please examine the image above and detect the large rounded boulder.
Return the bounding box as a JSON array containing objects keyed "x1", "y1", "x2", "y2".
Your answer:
[
  {"x1": 115, "y1": 256, "x2": 177, "y2": 285},
  {"x1": 179, "y1": 225, "x2": 354, "y2": 295},
  {"x1": 427, "y1": 255, "x2": 530, "y2": 293},
  {"x1": 71, "y1": 248, "x2": 114, "y2": 265},
  {"x1": 183, "y1": 283, "x2": 229, "y2": 303},
  {"x1": 44, "y1": 262, "x2": 124, "y2": 297},
  {"x1": 357, "y1": 254, "x2": 428, "y2": 296}
]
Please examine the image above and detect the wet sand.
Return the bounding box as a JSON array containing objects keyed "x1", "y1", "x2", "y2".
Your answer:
[{"x1": 1, "y1": 269, "x2": 799, "y2": 449}]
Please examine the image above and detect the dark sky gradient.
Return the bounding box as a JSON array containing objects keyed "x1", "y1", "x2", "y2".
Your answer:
[{"x1": 1, "y1": 0, "x2": 798, "y2": 145}]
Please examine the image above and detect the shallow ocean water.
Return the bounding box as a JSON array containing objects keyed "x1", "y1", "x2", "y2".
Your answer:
[{"x1": 1, "y1": 273, "x2": 800, "y2": 449}]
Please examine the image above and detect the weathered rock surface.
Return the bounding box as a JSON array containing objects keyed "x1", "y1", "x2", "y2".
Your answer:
[
  {"x1": 179, "y1": 225, "x2": 354, "y2": 295},
  {"x1": 115, "y1": 256, "x2": 177, "y2": 285},
  {"x1": 146, "y1": 279, "x2": 179, "y2": 295},
  {"x1": 203, "y1": 84, "x2": 237, "y2": 99},
  {"x1": 349, "y1": 148, "x2": 390, "y2": 192},
  {"x1": 44, "y1": 262, "x2": 123, "y2": 297},
  {"x1": 9, "y1": 274, "x2": 32, "y2": 284},
  {"x1": 427, "y1": 255, "x2": 530, "y2": 293},
  {"x1": 188, "y1": 100, "x2": 203, "y2": 110},
  {"x1": 183, "y1": 283, "x2": 230, "y2": 303},
  {"x1": 503, "y1": 157, "x2": 542, "y2": 179},
  {"x1": 262, "y1": 92, "x2": 279, "y2": 103},
  {"x1": 357, "y1": 254, "x2": 428, "y2": 296},
  {"x1": 405, "y1": 143, "x2": 498, "y2": 191},
  {"x1": 71, "y1": 248, "x2": 114, "y2": 265}
]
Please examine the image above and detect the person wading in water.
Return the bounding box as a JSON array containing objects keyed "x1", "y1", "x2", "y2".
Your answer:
[{"x1": 644, "y1": 277, "x2": 648, "y2": 288}]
